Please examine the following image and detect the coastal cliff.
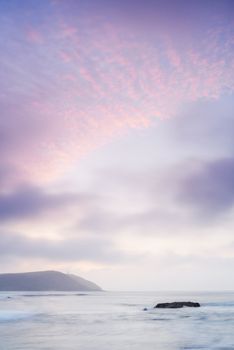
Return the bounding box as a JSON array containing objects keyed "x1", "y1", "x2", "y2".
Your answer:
[{"x1": 0, "y1": 271, "x2": 102, "y2": 291}]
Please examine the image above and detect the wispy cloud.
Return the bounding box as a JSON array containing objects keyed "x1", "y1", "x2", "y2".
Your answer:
[
  {"x1": 0, "y1": 0, "x2": 233, "y2": 185},
  {"x1": 0, "y1": 230, "x2": 137, "y2": 264}
]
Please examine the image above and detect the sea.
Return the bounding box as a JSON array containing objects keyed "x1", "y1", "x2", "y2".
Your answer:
[{"x1": 0, "y1": 291, "x2": 234, "y2": 350}]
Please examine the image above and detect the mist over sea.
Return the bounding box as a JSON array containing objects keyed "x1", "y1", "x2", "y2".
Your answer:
[{"x1": 0, "y1": 291, "x2": 234, "y2": 350}]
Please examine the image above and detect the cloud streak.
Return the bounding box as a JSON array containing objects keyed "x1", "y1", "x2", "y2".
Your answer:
[
  {"x1": 0, "y1": 185, "x2": 94, "y2": 222},
  {"x1": 0, "y1": 231, "x2": 135, "y2": 264}
]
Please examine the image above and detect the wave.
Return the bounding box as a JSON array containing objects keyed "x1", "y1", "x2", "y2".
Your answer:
[
  {"x1": 0, "y1": 310, "x2": 35, "y2": 322},
  {"x1": 0, "y1": 295, "x2": 12, "y2": 300}
]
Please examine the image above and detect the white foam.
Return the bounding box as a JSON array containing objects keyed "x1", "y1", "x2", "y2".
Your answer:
[
  {"x1": 0, "y1": 294, "x2": 11, "y2": 300},
  {"x1": 0, "y1": 310, "x2": 34, "y2": 322}
]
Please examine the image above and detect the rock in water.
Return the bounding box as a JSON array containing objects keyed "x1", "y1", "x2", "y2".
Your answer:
[{"x1": 154, "y1": 301, "x2": 200, "y2": 309}]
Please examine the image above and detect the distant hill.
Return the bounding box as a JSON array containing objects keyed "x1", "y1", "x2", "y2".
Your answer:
[{"x1": 0, "y1": 271, "x2": 102, "y2": 291}]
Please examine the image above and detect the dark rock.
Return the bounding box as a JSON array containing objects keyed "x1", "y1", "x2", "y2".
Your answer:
[
  {"x1": 143, "y1": 307, "x2": 148, "y2": 311},
  {"x1": 154, "y1": 301, "x2": 200, "y2": 309}
]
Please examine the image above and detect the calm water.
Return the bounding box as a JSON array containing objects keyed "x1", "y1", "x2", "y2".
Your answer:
[{"x1": 0, "y1": 291, "x2": 234, "y2": 350}]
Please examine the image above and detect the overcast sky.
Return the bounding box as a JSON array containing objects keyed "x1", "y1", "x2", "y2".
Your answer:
[{"x1": 1, "y1": 0, "x2": 234, "y2": 290}]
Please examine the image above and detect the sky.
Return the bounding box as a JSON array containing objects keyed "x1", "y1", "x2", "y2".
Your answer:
[{"x1": 0, "y1": 0, "x2": 234, "y2": 290}]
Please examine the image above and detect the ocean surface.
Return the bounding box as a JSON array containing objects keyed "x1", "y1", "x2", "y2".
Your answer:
[{"x1": 0, "y1": 291, "x2": 234, "y2": 350}]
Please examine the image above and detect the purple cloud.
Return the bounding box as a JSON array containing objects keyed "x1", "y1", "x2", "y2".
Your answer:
[
  {"x1": 176, "y1": 157, "x2": 234, "y2": 217},
  {"x1": 0, "y1": 185, "x2": 94, "y2": 221}
]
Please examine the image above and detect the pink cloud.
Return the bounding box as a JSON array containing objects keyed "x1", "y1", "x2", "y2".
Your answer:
[
  {"x1": 26, "y1": 29, "x2": 44, "y2": 44},
  {"x1": 2, "y1": 14, "x2": 234, "y2": 185},
  {"x1": 60, "y1": 25, "x2": 78, "y2": 39},
  {"x1": 59, "y1": 51, "x2": 73, "y2": 63}
]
